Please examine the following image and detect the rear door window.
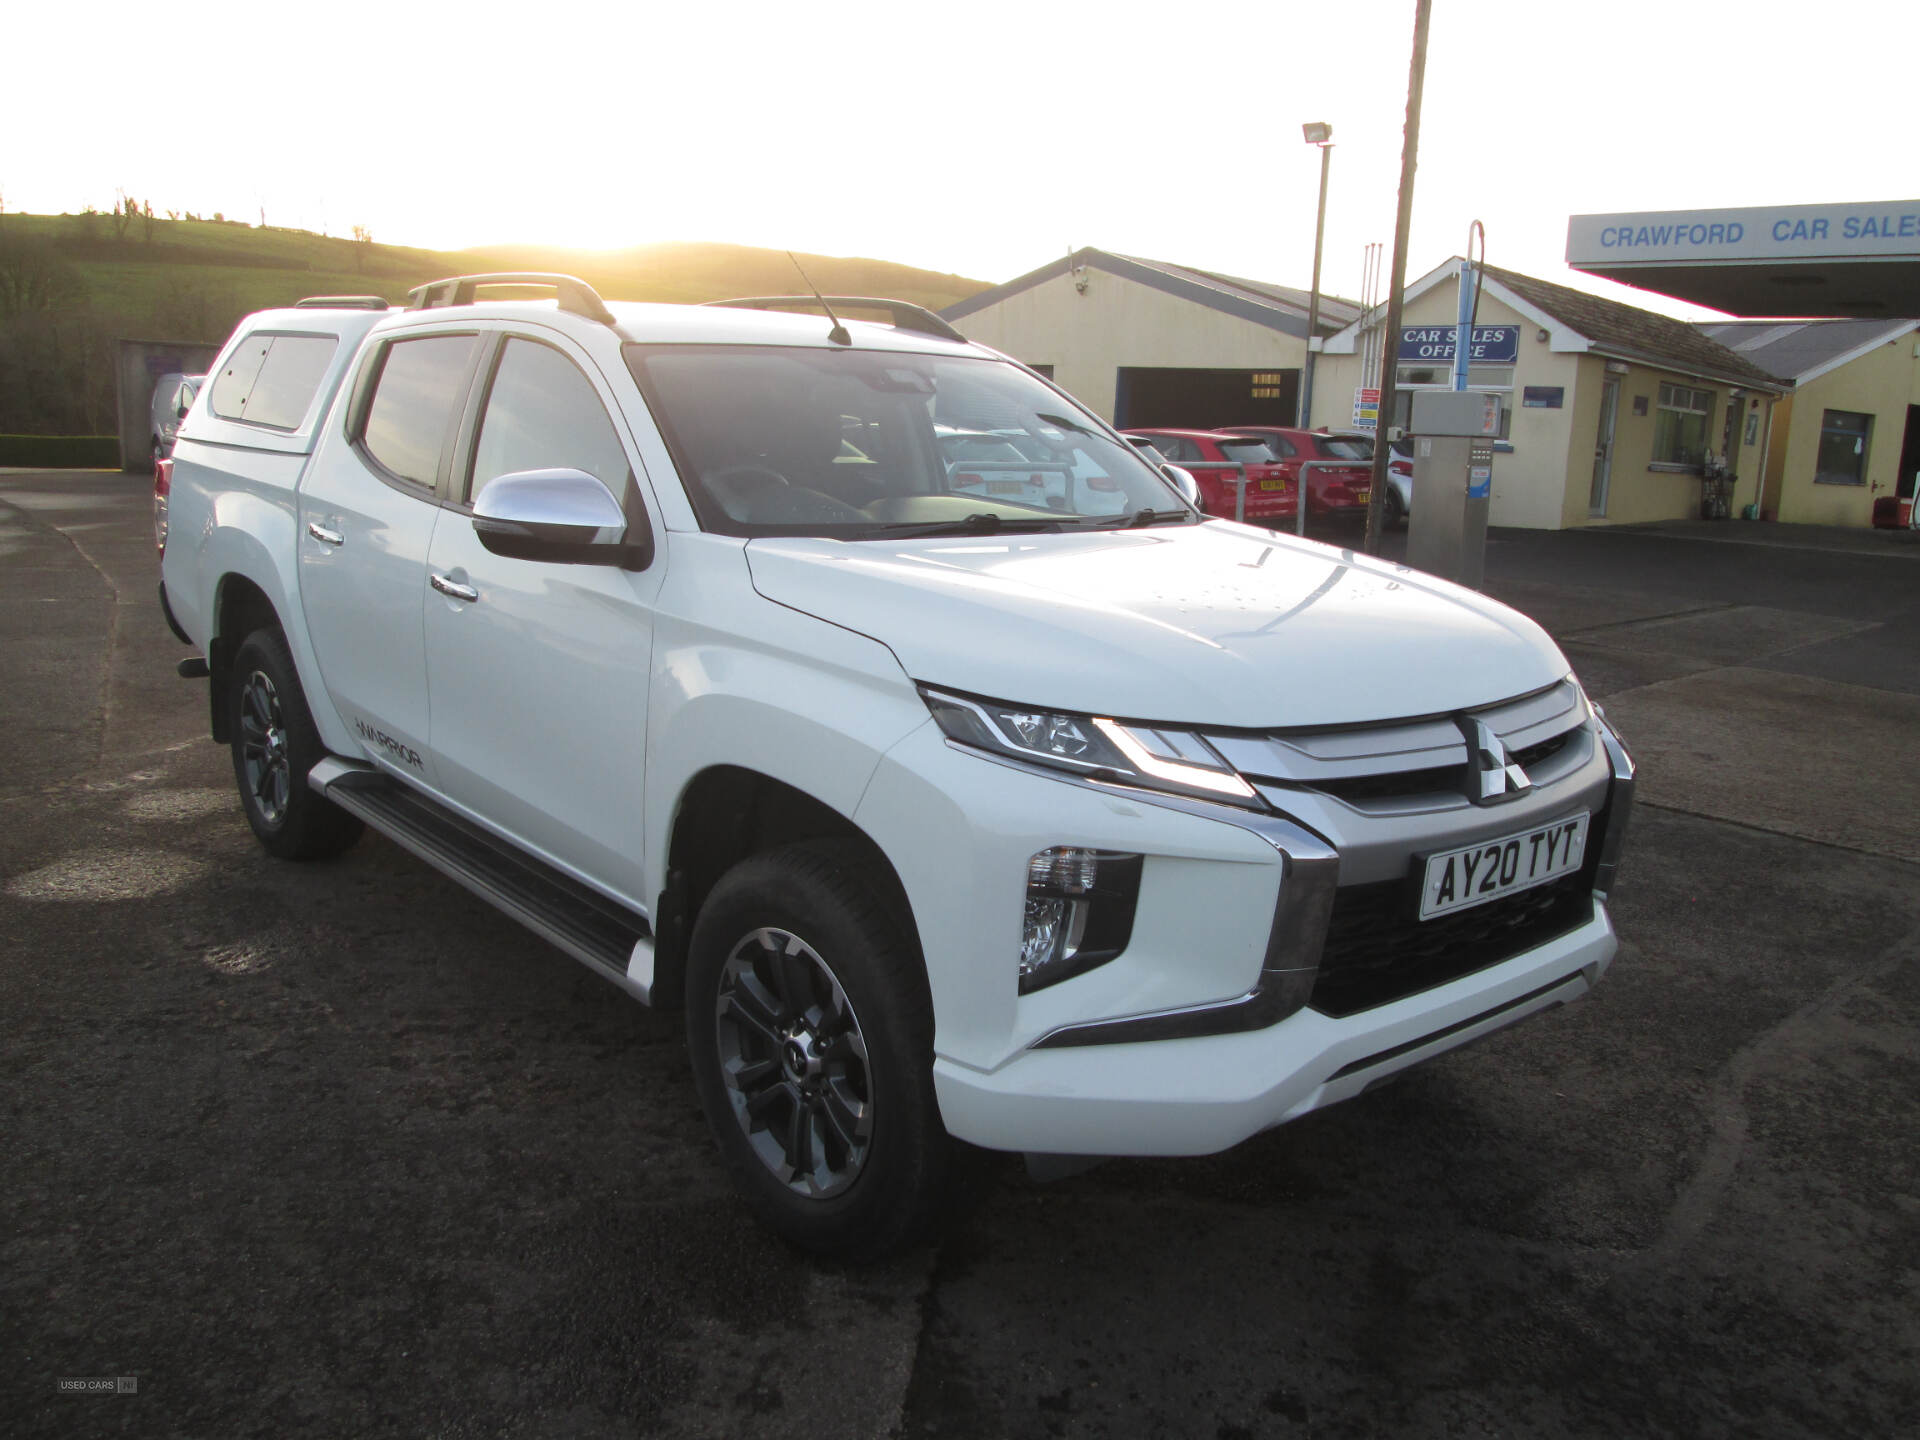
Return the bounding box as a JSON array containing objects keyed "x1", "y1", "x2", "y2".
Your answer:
[
  {"x1": 360, "y1": 335, "x2": 479, "y2": 489},
  {"x1": 208, "y1": 333, "x2": 338, "y2": 430}
]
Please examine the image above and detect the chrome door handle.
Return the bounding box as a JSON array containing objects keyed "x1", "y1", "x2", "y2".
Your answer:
[
  {"x1": 307, "y1": 520, "x2": 344, "y2": 546},
  {"x1": 430, "y1": 573, "x2": 478, "y2": 603}
]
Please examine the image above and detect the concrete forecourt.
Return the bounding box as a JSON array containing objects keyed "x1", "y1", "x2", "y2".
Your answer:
[{"x1": 3, "y1": 467, "x2": 1916, "y2": 1436}]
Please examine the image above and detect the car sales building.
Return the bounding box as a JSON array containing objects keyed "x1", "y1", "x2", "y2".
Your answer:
[
  {"x1": 942, "y1": 247, "x2": 1360, "y2": 433},
  {"x1": 1568, "y1": 200, "x2": 1920, "y2": 529},
  {"x1": 1309, "y1": 257, "x2": 1788, "y2": 530}
]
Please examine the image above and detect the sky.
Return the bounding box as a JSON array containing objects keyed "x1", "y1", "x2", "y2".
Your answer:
[{"x1": 5, "y1": 0, "x2": 1915, "y2": 320}]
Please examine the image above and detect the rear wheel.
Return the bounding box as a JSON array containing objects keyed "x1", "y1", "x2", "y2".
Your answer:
[
  {"x1": 686, "y1": 841, "x2": 951, "y2": 1259},
  {"x1": 226, "y1": 628, "x2": 363, "y2": 860}
]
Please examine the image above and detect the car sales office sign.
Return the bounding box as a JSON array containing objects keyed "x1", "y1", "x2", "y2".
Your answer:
[{"x1": 1399, "y1": 326, "x2": 1520, "y2": 364}]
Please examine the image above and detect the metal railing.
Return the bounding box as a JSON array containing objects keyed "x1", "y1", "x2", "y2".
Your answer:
[
  {"x1": 1293, "y1": 460, "x2": 1360, "y2": 536},
  {"x1": 1174, "y1": 460, "x2": 1252, "y2": 521}
]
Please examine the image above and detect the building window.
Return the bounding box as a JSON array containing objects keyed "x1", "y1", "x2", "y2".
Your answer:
[
  {"x1": 1814, "y1": 410, "x2": 1872, "y2": 485},
  {"x1": 1653, "y1": 383, "x2": 1714, "y2": 466},
  {"x1": 1394, "y1": 362, "x2": 1514, "y2": 391}
]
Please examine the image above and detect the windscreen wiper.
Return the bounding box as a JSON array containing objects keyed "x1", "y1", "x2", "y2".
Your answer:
[
  {"x1": 1123, "y1": 507, "x2": 1193, "y2": 527},
  {"x1": 856, "y1": 512, "x2": 1065, "y2": 540}
]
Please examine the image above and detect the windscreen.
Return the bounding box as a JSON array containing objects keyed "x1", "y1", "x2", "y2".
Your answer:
[{"x1": 625, "y1": 345, "x2": 1190, "y2": 537}]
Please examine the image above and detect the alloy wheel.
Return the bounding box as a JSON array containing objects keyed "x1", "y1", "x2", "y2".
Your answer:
[
  {"x1": 238, "y1": 670, "x2": 291, "y2": 826},
  {"x1": 713, "y1": 927, "x2": 874, "y2": 1198}
]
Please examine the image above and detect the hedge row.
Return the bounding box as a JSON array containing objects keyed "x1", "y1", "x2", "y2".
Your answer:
[{"x1": 0, "y1": 435, "x2": 123, "y2": 468}]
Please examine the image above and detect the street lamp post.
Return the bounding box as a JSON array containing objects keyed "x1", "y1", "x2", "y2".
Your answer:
[{"x1": 1297, "y1": 122, "x2": 1333, "y2": 429}]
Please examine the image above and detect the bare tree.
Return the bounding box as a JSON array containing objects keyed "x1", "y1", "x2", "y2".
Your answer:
[{"x1": 351, "y1": 224, "x2": 373, "y2": 273}]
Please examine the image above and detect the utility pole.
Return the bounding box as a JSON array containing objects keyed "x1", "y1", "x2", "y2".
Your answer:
[
  {"x1": 1297, "y1": 125, "x2": 1334, "y2": 428},
  {"x1": 1363, "y1": 0, "x2": 1433, "y2": 556}
]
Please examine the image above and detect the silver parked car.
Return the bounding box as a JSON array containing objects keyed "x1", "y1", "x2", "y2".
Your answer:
[{"x1": 149, "y1": 373, "x2": 205, "y2": 465}]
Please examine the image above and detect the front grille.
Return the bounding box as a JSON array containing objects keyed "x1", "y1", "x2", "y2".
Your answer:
[
  {"x1": 1312, "y1": 762, "x2": 1463, "y2": 804},
  {"x1": 1510, "y1": 731, "x2": 1573, "y2": 772},
  {"x1": 1308, "y1": 820, "x2": 1603, "y2": 1018}
]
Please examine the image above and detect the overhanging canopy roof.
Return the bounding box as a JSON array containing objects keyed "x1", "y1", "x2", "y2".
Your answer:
[{"x1": 1567, "y1": 201, "x2": 1920, "y2": 318}]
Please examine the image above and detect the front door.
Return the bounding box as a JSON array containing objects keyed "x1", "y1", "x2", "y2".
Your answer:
[
  {"x1": 1589, "y1": 377, "x2": 1620, "y2": 517},
  {"x1": 422, "y1": 332, "x2": 661, "y2": 902}
]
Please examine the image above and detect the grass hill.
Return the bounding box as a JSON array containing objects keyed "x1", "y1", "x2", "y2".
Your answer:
[
  {"x1": 0, "y1": 211, "x2": 988, "y2": 335},
  {"x1": 0, "y1": 210, "x2": 993, "y2": 437}
]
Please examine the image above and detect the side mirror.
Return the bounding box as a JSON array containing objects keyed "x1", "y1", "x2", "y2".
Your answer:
[
  {"x1": 177, "y1": 403, "x2": 190, "y2": 419},
  {"x1": 471, "y1": 468, "x2": 650, "y2": 568},
  {"x1": 1163, "y1": 465, "x2": 1201, "y2": 508}
]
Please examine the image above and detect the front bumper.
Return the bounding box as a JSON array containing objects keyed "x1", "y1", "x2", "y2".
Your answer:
[
  {"x1": 855, "y1": 710, "x2": 1633, "y2": 1157},
  {"x1": 933, "y1": 906, "x2": 1614, "y2": 1156}
]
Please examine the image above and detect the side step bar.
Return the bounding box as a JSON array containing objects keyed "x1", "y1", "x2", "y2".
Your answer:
[{"x1": 310, "y1": 758, "x2": 656, "y2": 1004}]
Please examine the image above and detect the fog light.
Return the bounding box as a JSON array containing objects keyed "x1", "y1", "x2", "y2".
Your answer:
[
  {"x1": 1022, "y1": 896, "x2": 1070, "y2": 977},
  {"x1": 1019, "y1": 848, "x2": 1144, "y2": 994}
]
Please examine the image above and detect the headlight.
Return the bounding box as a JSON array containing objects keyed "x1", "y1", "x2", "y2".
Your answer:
[{"x1": 920, "y1": 687, "x2": 1260, "y2": 807}]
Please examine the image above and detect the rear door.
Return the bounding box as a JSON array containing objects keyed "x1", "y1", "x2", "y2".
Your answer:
[
  {"x1": 420, "y1": 329, "x2": 662, "y2": 900},
  {"x1": 298, "y1": 329, "x2": 484, "y2": 786}
]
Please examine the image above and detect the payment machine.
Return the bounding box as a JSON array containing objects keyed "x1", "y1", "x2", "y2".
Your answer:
[{"x1": 1403, "y1": 390, "x2": 1504, "y2": 589}]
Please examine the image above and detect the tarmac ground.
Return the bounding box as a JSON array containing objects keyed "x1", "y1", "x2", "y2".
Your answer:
[{"x1": 3, "y1": 471, "x2": 1916, "y2": 1439}]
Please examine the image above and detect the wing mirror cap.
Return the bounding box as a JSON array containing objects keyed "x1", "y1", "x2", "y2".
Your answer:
[
  {"x1": 471, "y1": 467, "x2": 651, "y2": 568},
  {"x1": 1163, "y1": 464, "x2": 1201, "y2": 508}
]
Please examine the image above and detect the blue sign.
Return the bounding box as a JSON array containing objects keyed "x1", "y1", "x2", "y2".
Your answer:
[{"x1": 1399, "y1": 325, "x2": 1519, "y2": 364}]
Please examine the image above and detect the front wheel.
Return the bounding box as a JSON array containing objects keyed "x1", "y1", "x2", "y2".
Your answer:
[
  {"x1": 685, "y1": 841, "x2": 952, "y2": 1259},
  {"x1": 226, "y1": 628, "x2": 363, "y2": 860}
]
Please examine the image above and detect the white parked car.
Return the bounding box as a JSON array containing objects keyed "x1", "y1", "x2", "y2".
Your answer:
[{"x1": 157, "y1": 276, "x2": 1633, "y2": 1257}]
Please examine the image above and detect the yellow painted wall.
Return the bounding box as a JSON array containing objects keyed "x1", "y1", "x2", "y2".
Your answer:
[
  {"x1": 1773, "y1": 334, "x2": 1920, "y2": 525},
  {"x1": 1572, "y1": 359, "x2": 1739, "y2": 527},
  {"x1": 1311, "y1": 281, "x2": 1586, "y2": 529},
  {"x1": 950, "y1": 266, "x2": 1308, "y2": 423}
]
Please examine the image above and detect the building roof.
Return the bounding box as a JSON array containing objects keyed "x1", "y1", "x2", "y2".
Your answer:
[
  {"x1": 1482, "y1": 263, "x2": 1786, "y2": 389},
  {"x1": 941, "y1": 247, "x2": 1361, "y2": 341},
  {"x1": 1691, "y1": 318, "x2": 1919, "y2": 385},
  {"x1": 1320, "y1": 257, "x2": 1790, "y2": 393}
]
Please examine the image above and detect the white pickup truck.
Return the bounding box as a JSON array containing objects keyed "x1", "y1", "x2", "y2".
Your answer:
[{"x1": 156, "y1": 274, "x2": 1633, "y2": 1258}]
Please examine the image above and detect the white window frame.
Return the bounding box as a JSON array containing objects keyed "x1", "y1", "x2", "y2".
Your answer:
[{"x1": 1653, "y1": 382, "x2": 1715, "y2": 467}]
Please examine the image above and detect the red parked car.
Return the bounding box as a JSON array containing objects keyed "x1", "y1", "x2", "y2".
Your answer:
[
  {"x1": 1216, "y1": 427, "x2": 1374, "y2": 520},
  {"x1": 1119, "y1": 428, "x2": 1296, "y2": 523}
]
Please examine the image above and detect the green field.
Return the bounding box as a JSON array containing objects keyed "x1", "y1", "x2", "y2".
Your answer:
[
  {"x1": 0, "y1": 211, "x2": 992, "y2": 436},
  {"x1": 1, "y1": 212, "x2": 988, "y2": 333}
]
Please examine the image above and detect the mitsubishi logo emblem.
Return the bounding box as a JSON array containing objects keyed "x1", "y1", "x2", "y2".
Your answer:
[{"x1": 1464, "y1": 719, "x2": 1532, "y2": 804}]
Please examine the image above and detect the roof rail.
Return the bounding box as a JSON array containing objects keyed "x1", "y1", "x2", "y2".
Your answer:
[
  {"x1": 295, "y1": 295, "x2": 391, "y2": 310},
  {"x1": 405, "y1": 273, "x2": 616, "y2": 327},
  {"x1": 706, "y1": 295, "x2": 967, "y2": 343}
]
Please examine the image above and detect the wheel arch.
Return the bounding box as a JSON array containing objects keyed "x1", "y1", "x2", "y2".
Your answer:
[
  {"x1": 207, "y1": 572, "x2": 285, "y2": 743},
  {"x1": 651, "y1": 764, "x2": 919, "y2": 1011}
]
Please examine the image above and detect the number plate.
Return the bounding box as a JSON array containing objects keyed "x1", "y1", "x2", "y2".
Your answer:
[
  {"x1": 1419, "y1": 812, "x2": 1589, "y2": 920},
  {"x1": 1351, "y1": 488, "x2": 1370, "y2": 502},
  {"x1": 1260, "y1": 479, "x2": 1289, "y2": 491}
]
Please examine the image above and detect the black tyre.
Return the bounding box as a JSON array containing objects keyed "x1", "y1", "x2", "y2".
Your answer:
[
  {"x1": 685, "y1": 841, "x2": 952, "y2": 1260},
  {"x1": 226, "y1": 627, "x2": 363, "y2": 861},
  {"x1": 1384, "y1": 487, "x2": 1406, "y2": 529}
]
